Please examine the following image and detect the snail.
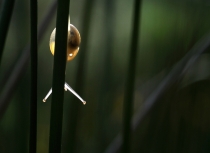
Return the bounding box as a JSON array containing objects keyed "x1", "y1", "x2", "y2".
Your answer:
[
  {"x1": 49, "y1": 24, "x2": 81, "y2": 61},
  {"x1": 43, "y1": 23, "x2": 86, "y2": 105}
]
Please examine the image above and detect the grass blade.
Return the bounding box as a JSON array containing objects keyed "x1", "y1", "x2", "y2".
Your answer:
[
  {"x1": 122, "y1": 0, "x2": 142, "y2": 152},
  {"x1": 96, "y1": 0, "x2": 115, "y2": 152},
  {"x1": 29, "y1": 0, "x2": 37, "y2": 152},
  {"x1": 48, "y1": 0, "x2": 70, "y2": 152}
]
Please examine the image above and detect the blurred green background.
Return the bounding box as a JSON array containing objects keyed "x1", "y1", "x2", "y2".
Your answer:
[{"x1": 1, "y1": 0, "x2": 210, "y2": 152}]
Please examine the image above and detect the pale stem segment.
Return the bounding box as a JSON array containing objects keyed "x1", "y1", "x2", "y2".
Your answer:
[{"x1": 43, "y1": 82, "x2": 86, "y2": 105}]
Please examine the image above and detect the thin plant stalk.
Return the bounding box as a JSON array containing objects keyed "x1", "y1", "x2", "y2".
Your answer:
[
  {"x1": 122, "y1": 0, "x2": 142, "y2": 153},
  {"x1": 48, "y1": 0, "x2": 70, "y2": 152},
  {"x1": 29, "y1": 0, "x2": 37, "y2": 152},
  {"x1": 96, "y1": 0, "x2": 115, "y2": 152},
  {"x1": 0, "y1": 0, "x2": 15, "y2": 66}
]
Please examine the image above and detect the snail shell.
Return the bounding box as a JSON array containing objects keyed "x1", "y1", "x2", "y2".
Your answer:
[{"x1": 49, "y1": 24, "x2": 81, "y2": 61}]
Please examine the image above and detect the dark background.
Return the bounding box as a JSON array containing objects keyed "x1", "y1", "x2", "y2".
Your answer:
[{"x1": 1, "y1": 0, "x2": 210, "y2": 152}]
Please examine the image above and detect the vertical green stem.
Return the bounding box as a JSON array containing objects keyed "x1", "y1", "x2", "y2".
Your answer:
[
  {"x1": 48, "y1": 0, "x2": 70, "y2": 152},
  {"x1": 29, "y1": 0, "x2": 38, "y2": 152},
  {"x1": 122, "y1": 0, "x2": 142, "y2": 153},
  {"x1": 0, "y1": 0, "x2": 15, "y2": 66},
  {"x1": 96, "y1": 0, "x2": 115, "y2": 152}
]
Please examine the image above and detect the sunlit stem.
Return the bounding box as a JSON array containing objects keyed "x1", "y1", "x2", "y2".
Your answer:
[{"x1": 42, "y1": 82, "x2": 86, "y2": 105}]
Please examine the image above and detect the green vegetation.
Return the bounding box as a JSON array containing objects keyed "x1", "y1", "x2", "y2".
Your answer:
[{"x1": 1, "y1": 0, "x2": 210, "y2": 153}]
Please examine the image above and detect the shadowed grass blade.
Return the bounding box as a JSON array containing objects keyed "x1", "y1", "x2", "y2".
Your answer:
[
  {"x1": 48, "y1": 0, "x2": 70, "y2": 152},
  {"x1": 29, "y1": 0, "x2": 37, "y2": 152},
  {"x1": 122, "y1": 0, "x2": 142, "y2": 152}
]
